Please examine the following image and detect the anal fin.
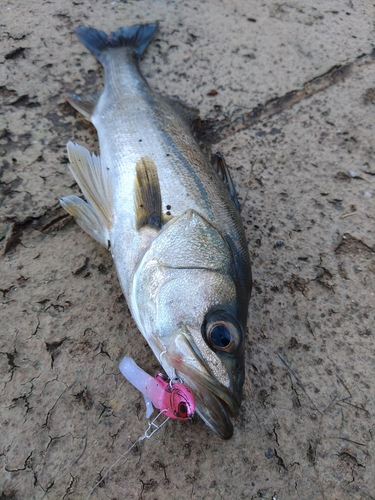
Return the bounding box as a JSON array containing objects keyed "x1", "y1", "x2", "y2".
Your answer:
[
  {"x1": 60, "y1": 195, "x2": 109, "y2": 247},
  {"x1": 135, "y1": 156, "x2": 162, "y2": 230},
  {"x1": 60, "y1": 142, "x2": 113, "y2": 247}
]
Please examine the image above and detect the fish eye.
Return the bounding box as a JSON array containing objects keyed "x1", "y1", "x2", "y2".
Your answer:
[
  {"x1": 210, "y1": 324, "x2": 231, "y2": 348},
  {"x1": 204, "y1": 312, "x2": 243, "y2": 353}
]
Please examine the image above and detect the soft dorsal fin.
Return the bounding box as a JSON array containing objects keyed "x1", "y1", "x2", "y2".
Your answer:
[
  {"x1": 163, "y1": 96, "x2": 199, "y2": 125},
  {"x1": 134, "y1": 156, "x2": 162, "y2": 230},
  {"x1": 210, "y1": 152, "x2": 241, "y2": 211}
]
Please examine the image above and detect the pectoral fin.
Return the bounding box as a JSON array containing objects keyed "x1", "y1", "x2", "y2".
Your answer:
[
  {"x1": 60, "y1": 142, "x2": 113, "y2": 247},
  {"x1": 134, "y1": 156, "x2": 162, "y2": 230}
]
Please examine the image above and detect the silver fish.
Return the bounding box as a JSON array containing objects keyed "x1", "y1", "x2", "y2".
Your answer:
[{"x1": 60, "y1": 23, "x2": 252, "y2": 439}]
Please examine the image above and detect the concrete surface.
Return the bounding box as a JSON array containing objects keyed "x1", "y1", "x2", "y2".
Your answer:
[{"x1": 1, "y1": 1, "x2": 375, "y2": 499}]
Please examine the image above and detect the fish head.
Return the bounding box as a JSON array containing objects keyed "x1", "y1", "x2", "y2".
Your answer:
[{"x1": 132, "y1": 209, "x2": 251, "y2": 439}]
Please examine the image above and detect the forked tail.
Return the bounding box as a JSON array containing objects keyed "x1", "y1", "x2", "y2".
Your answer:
[{"x1": 75, "y1": 23, "x2": 158, "y2": 63}]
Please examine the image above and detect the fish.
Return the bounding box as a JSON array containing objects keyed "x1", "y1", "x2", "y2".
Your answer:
[
  {"x1": 119, "y1": 356, "x2": 195, "y2": 420},
  {"x1": 60, "y1": 23, "x2": 252, "y2": 439}
]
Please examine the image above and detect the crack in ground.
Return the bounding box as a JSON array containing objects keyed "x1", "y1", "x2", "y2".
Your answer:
[
  {"x1": 94, "y1": 341, "x2": 111, "y2": 359},
  {"x1": 11, "y1": 393, "x2": 32, "y2": 417},
  {"x1": 152, "y1": 460, "x2": 169, "y2": 485},
  {"x1": 63, "y1": 474, "x2": 76, "y2": 499},
  {"x1": 73, "y1": 432, "x2": 88, "y2": 464},
  {"x1": 45, "y1": 336, "x2": 68, "y2": 368},
  {"x1": 307, "y1": 442, "x2": 317, "y2": 465},
  {"x1": 0, "y1": 285, "x2": 12, "y2": 299},
  {"x1": 195, "y1": 49, "x2": 375, "y2": 144},
  {"x1": 43, "y1": 433, "x2": 70, "y2": 455},
  {"x1": 74, "y1": 387, "x2": 94, "y2": 410},
  {"x1": 29, "y1": 316, "x2": 41, "y2": 337},
  {"x1": 6, "y1": 375, "x2": 34, "y2": 422},
  {"x1": 273, "y1": 427, "x2": 280, "y2": 446},
  {"x1": 273, "y1": 448, "x2": 288, "y2": 470},
  {"x1": 5, "y1": 449, "x2": 34, "y2": 473},
  {"x1": 139, "y1": 476, "x2": 159, "y2": 499},
  {"x1": 336, "y1": 451, "x2": 365, "y2": 486},
  {"x1": 1, "y1": 205, "x2": 72, "y2": 254},
  {"x1": 40, "y1": 380, "x2": 69, "y2": 430},
  {"x1": 39, "y1": 480, "x2": 55, "y2": 496},
  {"x1": 0, "y1": 350, "x2": 18, "y2": 382},
  {"x1": 98, "y1": 401, "x2": 116, "y2": 419}
]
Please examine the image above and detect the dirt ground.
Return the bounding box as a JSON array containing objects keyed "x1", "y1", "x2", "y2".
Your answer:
[{"x1": 1, "y1": 1, "x2": 375, "y2": 499}]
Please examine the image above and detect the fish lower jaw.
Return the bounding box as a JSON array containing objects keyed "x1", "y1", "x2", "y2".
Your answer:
[{"x1": 195, "y1": 402, "x2": 235, "y2": 440}]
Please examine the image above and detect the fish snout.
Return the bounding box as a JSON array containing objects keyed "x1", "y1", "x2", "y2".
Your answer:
[{"x1": 164, "y1": 330, "x2": 244, "y2": 439}]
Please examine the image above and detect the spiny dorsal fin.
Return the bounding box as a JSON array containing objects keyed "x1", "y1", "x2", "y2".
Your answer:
[
  {"x1": 135, "y1": 156, "x2": 162, "y2": 230},
  {"x1": 67, "y1": 93, "x2": 101, "y2": 121},
  {"x1": 211, "y1": 152, "x2": 241, "y2": 211}
]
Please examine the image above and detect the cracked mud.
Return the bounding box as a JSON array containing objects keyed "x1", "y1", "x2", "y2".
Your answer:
[{"x1": 1, "y1": 1, "x2": 375, "y2": 499}]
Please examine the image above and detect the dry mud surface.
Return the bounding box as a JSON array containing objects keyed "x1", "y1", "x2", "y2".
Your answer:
[{"x1": 1, "y1": 1, "x2": 375, "y2": 499}]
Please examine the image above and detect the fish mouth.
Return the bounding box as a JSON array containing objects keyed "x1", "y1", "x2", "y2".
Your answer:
[
  {"x1": 188, "y1": 370, "x2": 240, "y2": 439},
  {"x1": 164, "y1": 329, "x2": 243, "y2": 439}
]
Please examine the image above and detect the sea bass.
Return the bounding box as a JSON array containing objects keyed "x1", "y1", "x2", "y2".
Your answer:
[{"x1": 60, "y1": 23, "x2": 252, "y2": 439}]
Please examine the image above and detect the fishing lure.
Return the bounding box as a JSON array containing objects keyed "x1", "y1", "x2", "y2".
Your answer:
[{"x1": 119, "y1": 356, "x2": 195, "y2": 420}]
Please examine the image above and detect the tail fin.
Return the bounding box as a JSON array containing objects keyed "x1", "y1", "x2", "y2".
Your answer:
[{"x1": 75, "y1": 23, "x2": 158, "y2": 62}]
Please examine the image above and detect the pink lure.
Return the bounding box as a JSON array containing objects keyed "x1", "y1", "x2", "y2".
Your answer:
[{"x1": 119, "y1": 356, "x2": 195, "y2": 420}]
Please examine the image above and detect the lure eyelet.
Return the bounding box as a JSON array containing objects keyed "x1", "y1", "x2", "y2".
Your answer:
[{"x1": 169, "y1": 376, "x2": 183, "y2": 389}]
